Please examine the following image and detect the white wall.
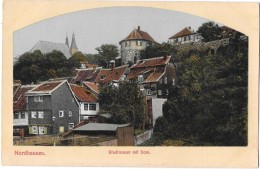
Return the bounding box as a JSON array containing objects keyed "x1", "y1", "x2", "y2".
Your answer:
[
  {"x1": 152, "y1": 98, "x2": 167, "y2": 127},
  {"x1": 80, "y1": 102, "x2": 99, "y2": 116},
  {"x1": 13, "y1": 112, "x2": 29, "y2": 126}
]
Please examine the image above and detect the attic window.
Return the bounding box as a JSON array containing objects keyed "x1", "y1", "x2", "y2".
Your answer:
[{"x1": 100, "y1": 75, "x2": 107, "y2": 80}]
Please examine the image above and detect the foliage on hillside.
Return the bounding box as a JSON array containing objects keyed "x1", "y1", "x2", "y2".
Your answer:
[
  {"x1": 98, "y1": 81, "x2": 145, "y2": 129},
  {"x1": 145, "y1": 35, "x2": 248, "y2": 146}
]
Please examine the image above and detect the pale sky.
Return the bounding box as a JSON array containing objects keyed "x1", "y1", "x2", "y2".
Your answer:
[{"x1": 14, "y1": 6, "x2": 213, "y2": 58}]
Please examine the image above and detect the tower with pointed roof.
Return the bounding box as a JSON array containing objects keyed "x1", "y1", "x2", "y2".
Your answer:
[
  {"x1": 119, "y1": 26, "x2": 157, "y2": 65},
  {"x1": 65, "y1": 34, "x2": 69, "y2": 47},
  {"x1": 70, "y1": 32, "x2": 78, "y2": 55}
]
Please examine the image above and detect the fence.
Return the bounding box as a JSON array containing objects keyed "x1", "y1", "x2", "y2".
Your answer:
[{"x1": 135, "y1": 129, "x2": 153, "y2": 145}]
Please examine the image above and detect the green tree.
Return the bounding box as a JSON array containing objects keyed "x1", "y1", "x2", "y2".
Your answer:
[
  {"x1": 95, "y1": 44, "x2": 119, "y2": 67},
  {"x1": 152, "y1": 35, "x2": 248, "y2": 146},
  {"x1": 197, "y1": 21, "x2": 222, "y2": 42},
  {"x1": 98, "y1": 81, "x2": 145, "y2": 129},
  {"x1": 140, "y1": 42, "x2": 174, "y2": 59}
]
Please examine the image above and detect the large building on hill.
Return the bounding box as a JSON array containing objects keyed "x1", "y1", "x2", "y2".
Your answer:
[
  {"x1": 169, "y1": 27, "x2": 203, "y2": 45},
  {"x1": 119, "y1": 26, "x2": 157, "y2": 65},
  {"x1": 30, "y1": 33, "x2": 78, "y2": 59}
]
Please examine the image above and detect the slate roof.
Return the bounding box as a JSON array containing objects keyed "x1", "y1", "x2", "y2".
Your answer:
[
  {"x1": 94, "y1": 65, "x2": 128, "y2": 84},
  {"x1": 73, "y1": 123, "x2": 130, "y2": 131},
  {"x1": 83, "y1": 82, "x2": 99, "y2": 94},
  {"x1": 13, "y1": 85, "x2": 36, "y2": 111},
  {"x1": 119, "y1": 26, "x2": 157, "y2": 44},
  {"x1": 70, "y1": 33, "x2": 78, "y2": 49},
  {"x1": 70, "y1": 84, "x2": 97, "y2": 102},
  {"x1": 169, "y1": 27, "x2": 196, "y2": 39},
  {"x1": 26, "y1": 80, "x2": 66, "y2": 95},
  {"x1": 70, "y1": 68, "x2": 102, "y2": 84},
  {"x1": 30, "y1": 41, "x2": 71, "y2": 59},
  {"x1": 131, "y1": 56, "x2": 171, "y2": 69}
]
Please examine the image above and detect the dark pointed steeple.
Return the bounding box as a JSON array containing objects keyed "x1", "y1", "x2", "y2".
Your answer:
[{"x1": 65, "y1": 33, "x2": 69, "y2": 47}]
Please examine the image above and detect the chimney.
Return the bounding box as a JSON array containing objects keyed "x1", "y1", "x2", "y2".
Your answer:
[
  {"x1": 137, "y1": 26, "x2": 140, "y2": 31},
  {"x1": 92, "y1": 65, "x2": 96, "y2": 72},
  {"x1": 164, "y1": 55, "x2": 167, "y2": 60},
  {"x1": 110, "y1": 60, "x2": 115, "y2": 70},
  {"x1": 188, "y1": 26, "x2": 191, "y2": 30},
  {"x1": 134, "y1": 56, "x2": 137, "y2": 64}
]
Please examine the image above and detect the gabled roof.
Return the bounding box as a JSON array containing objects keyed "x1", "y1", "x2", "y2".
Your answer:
[
  {"x1": 169, "y1": 27, "x2": 196, "y2": 39},
  {"x1": 83, "y1": 81, "x2": 99, "y2": 94},
  {"x1": 30, "y1": 41, "x2": 71, "y2": 59},
  {"x1": 119, "y1": 26, "x2": 157, "y2": 44},
  {"x1": 13, "y1": 85, "x2": 36, "y2": 111},
  {"x1": 131, "y1": 56, "x2": 171, "y2": 69},
  {"x1": 94, "y1": 65, "x2": 128, "y2": 84},
  {"x1": 26, "y1": 80, "x2": 66, "y2": 95},
  {"x1": 70, "y1": 67, "x2": 102, "y2": 84},
  {"x1": 73, "y1": 123, "x2": 130, "y2": 131},
  {"x1": 70, "y1": 84, "x2": 97, "y2": 103}
]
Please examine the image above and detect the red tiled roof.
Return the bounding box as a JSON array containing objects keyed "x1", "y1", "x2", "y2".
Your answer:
[
  {"x1": 120, "y1": 27, "x2": 157, "y2": 43},
  {"x1": 143, "y1": 69, "x2": 165, "y2": 83},
  {"x1": 95, "y1": 65, "x2": 128, "y2": 84},
  {"x1": 83, "y1": 82, "x2": 99, "y2": 94},
  {"x1": 131, "y1": 56, "x2": 171, "y2": 69},
  {"x1": 70, "y1": 84, "x2": 97, "y2": 102},
  {"x1": 169, "y1": 27, "x2": 195, "y2": 39},
  {"x1": 31, "y1": 81, "x2": 62, "y2": 92},
  {"x1": 13, "y1": 85, "x2": 35, "y2": 111},
  {"x1": 70, "y1": 68, "x2": 101, "y2": 84}
]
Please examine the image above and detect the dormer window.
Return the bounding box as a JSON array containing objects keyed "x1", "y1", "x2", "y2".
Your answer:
[
  {"x1": 100, "y1": 75, "x2": 107, "y2": 80},
  {"x1": 138, "y1": 75, "x2": 144, "y2": 82}
]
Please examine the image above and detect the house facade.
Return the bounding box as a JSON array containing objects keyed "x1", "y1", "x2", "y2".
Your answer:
[
  {"x1": 13, "y1": 85, "x2": 36, "y2": 136},
  {"x1": 128, "y1": 56, "x2": 176, "y2": 98},
  {"x1": 25, "y1": 80, "x2": 79, "y2": 135},
  {"x1": 70, "y1": 84, "x2": 99, "y2": 121},
  {"x1": 119, "y1": 26, "x2": 157, "y2": 65},
  {"x1": 169, "y1": 27, "x2": 203, "y2": 45}
]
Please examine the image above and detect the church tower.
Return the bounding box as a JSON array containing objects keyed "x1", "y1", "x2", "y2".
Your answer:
[
  {"x1": 65, "y1": 34, "x2": 69, "y2": 47},
  {"x1": 70, "y1": 32, "x2": 78, "y2": 55}
]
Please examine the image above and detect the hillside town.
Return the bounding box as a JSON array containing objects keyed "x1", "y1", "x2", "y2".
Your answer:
[{"x1": 13, "y1": 23, "x2": 248, "y2": 146}]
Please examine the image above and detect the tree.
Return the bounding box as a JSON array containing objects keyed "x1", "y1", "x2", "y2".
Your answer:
[
  {"x1": 140, "y1": 42, "x2": 174, "y2": 59},
  {"x1": 98, "y1": 81, "x2": 145, "y2": 129},
  {"x1": 95, "y1": 44, "x2": 119, "y2": 67},
  {"x1": 197, "y1": 22, "x2": 222, "y2": 42},
  {"x1": 152, "y1": 35, "x2": 248, "y2": 146}
]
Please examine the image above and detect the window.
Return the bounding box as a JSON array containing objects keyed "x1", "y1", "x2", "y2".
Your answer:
[
  {"x1": 38, "y1": 111, "x2": 44, "y2": 118},
  {"x1": 158, "y1": 90, "x2": 162, "y2": 96},
  {"x1": 32, "y1": 126, "x2": 38, "y2": 134},
  {"x1": 59, "y1": 110, "x2": 64, "y2": 117},
  {"x1": 146, "y1": 43, "x2": 151, "y2": 47},
  {"x1": 136, "y1": 40, "x2": 142, "y2": 46},
  {"x1": 59, "y1": 126, "x2": 64, "y2": 133},
  {"x1": 68, "y1": 123, "x2": 74, "y2": 130},
  {"x1": 125, "y1": 41, "x2": 130, "y2": 47},
  {"x1": 89, "y1": 104, "x2": 96, "y2": 111},
  {"x1": 147, "y1": 90, "x2": 152, "y2": 96},
  {"x1": 138, "y1": 75, "x2": 144, "y2": 82},
  {"x1": 20, "y1": 112, "x2": 25, "y2": 119},
  {"x1": 14, "y1": 112, "x2": 19, "y2": 119},
  {"x1": 172, "y1": 79, "x2": 175, "y2": 85},
  {"x1": 31, "y1": 111, "x2": 37, "y2": 118},
  {"x1": 34, "y1": 96, "x2": 43, "y2": 102},
  {"x1": 84, "y1": 104, "x2": 88, "y2": 110},
  {"x1": 164, "y1": 77, "x2": 168, "y2": 84},
  {"x1": 166, "y1": 89, "x2": 169, "y2": 95},
  {"x1": 38, "y1": 126, "x2": 45, "y2": 135},
  {"x1": 68, "y1": 111, "x2": 72, "y2": 117}
]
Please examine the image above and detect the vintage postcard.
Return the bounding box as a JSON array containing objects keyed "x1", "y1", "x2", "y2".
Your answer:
[{"x1": 2, "y1": 1, "x2": 259, "y2": 167}]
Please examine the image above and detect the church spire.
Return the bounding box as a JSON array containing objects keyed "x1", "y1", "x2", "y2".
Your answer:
[
  {"x1": 65, "y1": 33, "x2": 69, "y2": 47},
  {"x1": 70, "y1": 32, "x2": 78, "y2": 55}
]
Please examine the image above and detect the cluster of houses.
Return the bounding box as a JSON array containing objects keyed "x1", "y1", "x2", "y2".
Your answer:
[
  {"x1": 14, "y1": 25, "x2": 237, "y2": 137},
  {"x1": 13, "y1": 55, "x2": 176, "y2": 136}
]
